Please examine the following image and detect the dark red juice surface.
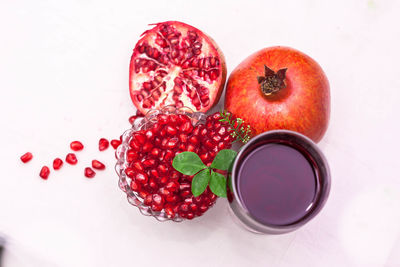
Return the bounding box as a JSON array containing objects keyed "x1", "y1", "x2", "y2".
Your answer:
[{"x1": 237, "y1": 143, "x2": 317, "y2": 226}]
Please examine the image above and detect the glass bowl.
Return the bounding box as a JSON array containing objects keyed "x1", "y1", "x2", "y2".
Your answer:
[{"x1": 115, "y1": 106, "x2": 208, "y2": 222}]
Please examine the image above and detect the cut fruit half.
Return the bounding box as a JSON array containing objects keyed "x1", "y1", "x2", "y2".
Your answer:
[{"x1": 129, "y1": 21, "x2": 226, "y2": 114}]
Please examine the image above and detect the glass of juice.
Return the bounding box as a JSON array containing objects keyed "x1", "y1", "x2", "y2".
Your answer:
[{"x1": 228, "y1": 130, "x2": 331, "y2": 234}]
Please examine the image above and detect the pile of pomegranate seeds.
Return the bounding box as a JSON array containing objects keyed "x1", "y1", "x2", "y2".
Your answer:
[{"x1": 124, "y1": 112, "x2": 234, "y2": 219}]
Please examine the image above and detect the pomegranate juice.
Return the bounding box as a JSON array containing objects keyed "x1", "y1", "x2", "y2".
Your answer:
[{"x1": 237, "y1": 143, "x2": 317, "y2": 226}]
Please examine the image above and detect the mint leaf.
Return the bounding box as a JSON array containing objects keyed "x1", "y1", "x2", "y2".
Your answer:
[
  {"x1": 191, "y1": 169, "x2": 211, "y2": 197},
  {"x1": 172, "y1": 152, "x2": 207, "y2": 175},
  {"x1": 210, "y1": 149, "x2": 237, "y2": 171},
  {"x1": 209, "y1": 171, "x2": 227, "y2": 197}
]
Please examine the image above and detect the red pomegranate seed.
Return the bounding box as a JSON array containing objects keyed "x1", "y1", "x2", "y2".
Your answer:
[
  {"x1": 130, "y1": 180, "x2": 141, "y2": 191},
  {"x1": 70, "y1": 141, "x2": 84, "y2": 151},
  {"x1": 127, "y1": 149, "x2": 138, "y2": 162},
  {"x1": 39, "y1": 166, "x2": 50, "y2": 179},
  {"x1": 144, "y1": 194, "x2": 153, "y2": 205},
  {"x1": 143, "y1": 158, "x2": 156, "y2": 167},
  {"x1": 129, "y1": 110, "x2": 144, "y2": 124},
  {"x1": 99, "y1": 138, "x2": 109, "y2": 151},
  {"x1": 166, "y1": 125, "x2": 178, "y2": 135},
  {"x1": 133, "y1": 133, "x2": 146, "y2": 144},
  {"x1": 166, "y1": 181, "x2": 179, "y2": 192},
  {"x1": 92, "y1": 160, "x2": 105, "y2": 170},
  {"x1": 129, "y1": 115, "x2": 139, "y2": 124},
  {"x1": 150, "y1": 169, "x2": 159, "y2": 178},
  {"x1": 20, "y1": 152, "x2": 33, "y2": 163},
  {"x1": 180, "y1": 121, "x2": 193, "y2": 133},
  {"x1": 53, "y1": 158, "x2": 63, "y2": 170},
  {"x1": 135, "y1": 172, "x2": 148, "y2": 184},
  {"x1": 142, "y1": 142, "x2": 153, "y2": 152},
  {"x1": 84, "y1": 167, "x2": 96, "y2": 178},
  {"x1": 125, "y1": 167, "x2": 135, "y2": 178},
  {"x1": 149, "y1": 178, "x2": 158, "y2": 190},
  {"x1": 145, "y1": 130, "x2": 154, "y2": 140},
  {"x1": 150, "y1": 147, "x2": 160, "y2": 157},
  {"x1": 164, "y1": 204, "x2": 175, "y2": 218},
  {"x1": 132, "y1": 161, "x2": 144, "y2": 171},
  {"x1": 65, "y1": 153, "x2": 77, "y2": 165},
  {"x1": 111, "y1": 139, "x2": 121, "y2": 149}
]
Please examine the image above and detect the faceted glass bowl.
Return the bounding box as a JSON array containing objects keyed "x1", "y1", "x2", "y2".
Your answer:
[{"x1": 115, "y1": 106, "x2": 207, "y2": 222}]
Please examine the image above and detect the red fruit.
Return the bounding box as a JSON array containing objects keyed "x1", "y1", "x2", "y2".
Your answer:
[
  {"x1": 130, "y1": 180, "x2": 141, "y2": 191},
  {"x1": 92, "y1": 160, "x2": 105, "y2": 170},
  {"x1": 84, "y1": 167, "x2": 96, "y2": 178},
  {"x1": 70, "y1": 141, "x2": 84, "y2": 151},
  {"x1": 53, "y1": 158, "x2": 63, "y2": 170},
  {"x1": 65, "y1": 153, "x2": 77, "y2": 165},
  {"x1": 39, "y1": 166, "x2": 50, "y2": 179},
  {"x1": 98, "y1": 138, "x2": 109, "y2": 151},
  {"x1": 111, "y1": 139, "x2": 121, "y2": 149},
  {"x1": 129, "y1": 21, "x2": 227, "y2": 114},
  {"x1": 20, "y1": 152, "x2": 33, "y2": 163},
  {"x1": 225, "y1": 46, "x2": 330, "y2": 143},
  {"x1": 164, "y1": 204, "x2": 176, "y2": 218}
]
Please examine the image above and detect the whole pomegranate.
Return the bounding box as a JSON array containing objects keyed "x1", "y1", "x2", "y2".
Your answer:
[
  {"x1": 129, "y1": 21, "x2": 227, "y2": 114},
  {"x1": 225, "y1": 46, "x2": 330, "y2": 143}
]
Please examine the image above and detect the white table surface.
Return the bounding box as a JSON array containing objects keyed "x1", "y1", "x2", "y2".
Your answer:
[{"x1": 1, "y1": 0, "x2": 400, "y2": 266}]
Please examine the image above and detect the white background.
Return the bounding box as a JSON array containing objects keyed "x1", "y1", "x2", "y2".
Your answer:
[{"x1": 1, "y1": 0, "x2": 400, "y2": 266}]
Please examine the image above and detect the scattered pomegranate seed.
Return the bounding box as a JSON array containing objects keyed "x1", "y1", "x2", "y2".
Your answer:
[
  {"x1": 92, "y1": 160, "x2": 105, "y2": 170},
  {"x1": 111, "y1": 139, "x2": 121, "y2": 149},
  {"x1": 84, "y1": 167, "x2": 96, "y2": 178},
  {"x1": 39, "y1": 166, "x2": 50, "y2": 180},
  {"x1": 53, "y1": 158, "x2": 63, "y2": 170},
  {"x1": 70, "y1": 141, "x2": 84, "y2": 151},
  {"x1": 65, "y1": 153, "x2": 78, "y2": 165},
  {"x1": 98, "y1": 138, "x2": 109, "y2": 151},
  {"x1": 20, "y1": 152, "x2": 33, "y2": 163}
]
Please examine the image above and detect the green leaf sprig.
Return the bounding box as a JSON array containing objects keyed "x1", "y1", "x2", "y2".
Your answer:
[
  {"x1": 219, "y1": 110, "x2": 251, "y2": 144},
  {"x1": 172, "y1": 149, "x2": 237, "y2": 197}
]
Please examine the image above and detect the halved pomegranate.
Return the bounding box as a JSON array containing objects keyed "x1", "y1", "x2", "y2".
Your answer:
[{"x1": 129, "y1": 21, "x2": 227, "y2": 114}]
